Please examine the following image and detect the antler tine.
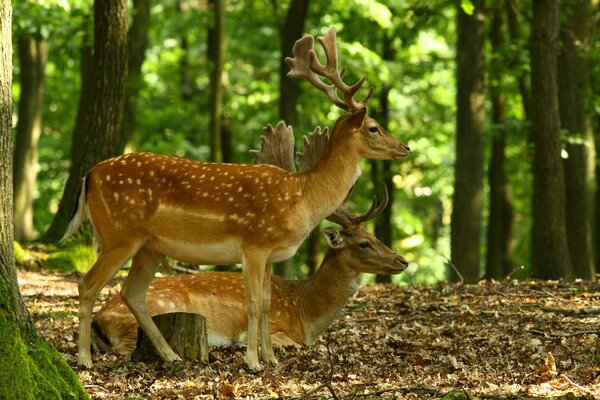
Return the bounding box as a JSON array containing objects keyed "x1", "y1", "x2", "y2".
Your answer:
[
  {"x1": 285, "y1": 36, "x2": 346, "y2": 110},
  {"x1": 327, "y1": 184, "x2": 389, "y2": 227},
  {"x1": 311, "y1": 28, "x2": 372, "y2": 111},
  {"x1": 286, "y1": 27, "x2": 372, "y2": 112},
  {"x1": 356, "y1": 184, "x2": 389, "y2": 224}
]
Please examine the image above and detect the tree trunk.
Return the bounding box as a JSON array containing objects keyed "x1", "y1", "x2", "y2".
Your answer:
[
  {"x1": 274, "y1": 0, "x2": 310, "y2": 278},
  {"x1": 13, "y1": 35, "x2": 47, "y2": 242},
  {"x1": 450, "y1": 0, "x2": 486, "y2": 283},
  {"x1": 373, "y1": 32, "x2": 396, "y2": 284},
  {"x1": 208, "y1": 0, "x2": 225, "y2": 163},
  {"x1": 117, "y1": 0, "x2": 150, "y2": 154},
  {"x1": 44, "y1": 0, "x2": 129, "y2": 243},
  {"x1": 133, "y1": 313, "x2": 208, "y2": 363},
  {"x1": 530, "y1": 0, "x2": 572, "y2": 279},
  {"x1": 558, "y1": 0, "x2": 596, "y2": 280},
  {"x1": 278, "y1": 0, "x2": 310, "y2": 127},
  {"x1": 505, "y1": 2, "x2": 531, "y2": 121},
  {"x1": 485, "y1": 4, "x2": 514, "y2": 281},
  {"x1": 0, "y1": 4, "x2": 88, "y2": 398}
]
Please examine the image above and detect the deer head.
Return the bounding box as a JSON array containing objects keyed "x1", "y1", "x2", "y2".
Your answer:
[{"x1": 285, "y1": 27, "x2": 410, "y2": 161}]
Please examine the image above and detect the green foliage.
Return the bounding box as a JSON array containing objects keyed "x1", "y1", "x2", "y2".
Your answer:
[
  {"x1": 15, "y1": 0, "x2": 586, "y2": 281},
  {"x1": 44, "y1": 242, "x2": 96, "y2": 273}
]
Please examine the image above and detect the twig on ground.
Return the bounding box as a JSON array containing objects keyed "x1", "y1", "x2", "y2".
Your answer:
[
  {"x1": 529, "y1": 329, "x2": 599, "y2": 338},
  {"x1": 444, "y1": 256, "x2": 464, "y2": 285},
  {"x1": 540, "y1": 307, "x2": 600, "y2": 316},
  {"x1": 560, "y1": 373, "x2": 597, "y2": 396}
]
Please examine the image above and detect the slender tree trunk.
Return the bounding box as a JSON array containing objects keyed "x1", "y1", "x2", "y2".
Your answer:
[
  {"x1": 44, "y1": 0, "x2": 128, "y2": 243},
  {"x1": 278, "y1": 0, "x2": 309, "y2": 127},
  {"x1": 450, "y1": 0, "x2": 486, "y2": 283},
  {"x1": 13, "y1": 35, "x2": 47, "y2": 242},
  {"x1": 178, "y1": 0, "x2": 194, "y2": 103},
  {"x1": 372, "y1": 33, "x2": 395, "y2": 284},
  {"x1": 485, "y1": 3, "x2": 514, "y2": 280},
  {"x1": 208, "y1": 0, "x2": 225, "y2": 162},
  {"x1": 557, "y1": 0, "x2": 596, "y2": 280},
  {"x1": 116, "y1": 0, "x2": 150, "y2": 154},
  {"x1": 274, "y1": 0, "x2": 310, "y2": 277},
  {"x1": 506, "y1": 2, "x2": 531, "y2": 121},
  {"x1": 0, "y1": 3, "x2": 88, "y2": 397},
  {"x1": 530, "y1": 0, "x2": 572, "y2": 279}
]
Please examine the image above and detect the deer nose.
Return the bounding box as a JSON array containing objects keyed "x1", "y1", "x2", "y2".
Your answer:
[
  {"x1": 403, "y1": 143, "x2": 410, "y2": 152},
  {"x1": 395, "y1": 256, "x2": 409, "y2": 268}
]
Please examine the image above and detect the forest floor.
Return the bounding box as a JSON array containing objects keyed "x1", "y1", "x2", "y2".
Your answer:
[{"x1": 18, "y1": 269, "x2": 600, "y2": 399}]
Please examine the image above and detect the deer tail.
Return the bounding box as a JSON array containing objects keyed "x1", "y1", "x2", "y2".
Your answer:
[{"x1": 59, "y1": 175, "x2": 89, "y2": 245}]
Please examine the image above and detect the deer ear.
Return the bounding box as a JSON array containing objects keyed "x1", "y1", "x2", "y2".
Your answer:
[
  {"x1": 323, "y1": 228, "x2": 345, "y2": 249},
  {"x1": 344, "y1": 107, "x2": 367, "y2": 131}
]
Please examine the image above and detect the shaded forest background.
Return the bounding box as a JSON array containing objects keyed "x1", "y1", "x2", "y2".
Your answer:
[{"x1": 10, "y1": 0, "x2": 600, "y2": 283}]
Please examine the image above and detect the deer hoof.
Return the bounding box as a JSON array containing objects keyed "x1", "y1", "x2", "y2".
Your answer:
[{"x1": 244, "y1": 355, "x2": 263, "y2": 372}]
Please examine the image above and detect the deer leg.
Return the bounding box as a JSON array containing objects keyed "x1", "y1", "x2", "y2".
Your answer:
[
  {"x1": 78, "y1": 244, "x2": 139, "y2": 368},
  {"x1": 242, "y1": 249, "x2": 269, "y2": 371},
  {"x1": 119, "y1": 247, "x2": 180, "y2": 364},
  {"x1": 260, "y1": 261, "x2": 277, "y2": 365}
]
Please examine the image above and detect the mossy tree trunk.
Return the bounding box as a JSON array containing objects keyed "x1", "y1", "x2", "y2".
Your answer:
[
  {"x1": 0, "y1": 3, "x2": 88, "y2": 398},
  {"x1": 44, "y1": 0, "x2": 128, "y2": 243}
]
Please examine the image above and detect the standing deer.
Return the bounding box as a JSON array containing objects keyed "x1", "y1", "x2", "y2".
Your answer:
[
  {"x1": 91, "y1": 188, "x2": 408, "y2": 356},
  {"x1": 62, "y1": 27, "x2": 410, "y2": 371}
]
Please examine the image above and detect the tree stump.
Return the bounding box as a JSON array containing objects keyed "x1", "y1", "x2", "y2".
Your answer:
[{"x1": 132, "y1": 312, "x2": 208, "y2": 363}]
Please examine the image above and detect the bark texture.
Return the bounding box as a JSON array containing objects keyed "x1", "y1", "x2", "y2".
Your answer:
[
  {"x1": 13, "y1": 35, "x2": 47, "y2": 242},
  {"x1": 0, "y1": 3, "x2": 88, "y2": 398},
  {"x1": 132, "y1": 313, "x2": 208, "y2": 363},
  {"x1": 485, "y1": 4, "x2": 514, "y2": 280},
  {"x1": 208, "y1": 0, "x2": 226, "y2": 163},
  {"x1": 450, "y1": 0, "x2": 486, "y2": 283},
  {"x1": 117, "y1": 0, "x2": 150, "y2": 154},
  {"x1": 44, "y1": 0, "x2": 128, "y2": 243},
  {"x1": 530, "y1": 0, "x2": 572, "y2": 279},
  {"x1": 558, "y1": 0, "x2": 596, "y2": 280}
]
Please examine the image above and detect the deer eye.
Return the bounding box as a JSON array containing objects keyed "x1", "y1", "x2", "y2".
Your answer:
[
  {"x1": 359, "y1": 241, "x2": 371, "y2": 249},
  {"x1": 368, "y1": 126, "x2": 379, "y2": 134}
]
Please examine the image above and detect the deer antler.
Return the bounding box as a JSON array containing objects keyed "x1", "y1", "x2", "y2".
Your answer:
[
  {"x1": 249, "y1": 121, "x2": 296, "y2": 173},
  {"x1": 328, "y1": 184, "x2": 389, "y2": 227},
  {"x1": 285, "y1": 27, "x2": 373, "y2": 112},
  {"x1": 297, "y1": 127, "x2": 329, "y2": 172}
]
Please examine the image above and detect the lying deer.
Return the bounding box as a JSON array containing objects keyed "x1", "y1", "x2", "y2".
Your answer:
[
  {"x1": 62, "y1": 27, "x2": 410, "y2": 370},
  {"x1": 91, "y1": 188, "x2": 408, "y2": 355}
]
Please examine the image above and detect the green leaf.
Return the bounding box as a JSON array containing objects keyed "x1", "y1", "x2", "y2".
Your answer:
[{"x1": 460, "y1": 0, "x2": 475, "y2": 15}]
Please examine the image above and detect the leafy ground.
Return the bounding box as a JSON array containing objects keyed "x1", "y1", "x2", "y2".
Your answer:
[{"x1": 17, "y1": 269, "x2": 600, "y2": 399}]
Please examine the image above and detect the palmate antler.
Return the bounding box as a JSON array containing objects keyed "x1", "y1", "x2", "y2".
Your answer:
[
  {"x1": 285, "y1": 27, "x2": 373, "y2": 112},
  {"x1": 250, "y1": 122, "x2": 297, "y2": 172}
]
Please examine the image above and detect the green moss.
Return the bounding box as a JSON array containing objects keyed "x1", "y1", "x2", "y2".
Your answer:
[
  {"x1": 45, "y1": 243, "x2": 96, "y2": 273},
  {"x1": 14, "y1": 241, "x2": 27, "y2": 265},
  {"x1": 0, "y1": 279, "x2": 89, "y2": 399}
]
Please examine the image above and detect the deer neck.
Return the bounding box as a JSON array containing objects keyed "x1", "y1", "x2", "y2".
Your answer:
[
  {"x1": 297, "y1": 250, "x2": 359, "y2": 343},
  {"x1": 300, "y1": 135, "x2": 362, "y2": 222}
]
